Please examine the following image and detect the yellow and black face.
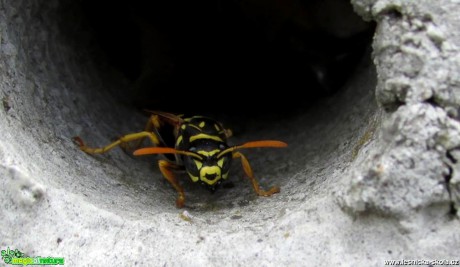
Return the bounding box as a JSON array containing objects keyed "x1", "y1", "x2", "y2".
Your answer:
[
  {"x1": 173, "y1": 116, "x2": 233, "y2": 191},
  {"x1": 182, "y1": 140, "x2": 233, "y2": 191}
]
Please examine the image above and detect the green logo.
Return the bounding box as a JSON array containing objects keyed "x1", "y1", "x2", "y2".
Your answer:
[{"x1": 1, "y1": 247, "x2": 64, "y2": 265}]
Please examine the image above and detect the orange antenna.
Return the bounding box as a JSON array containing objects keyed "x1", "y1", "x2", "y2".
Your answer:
[
  {"x1": 134, "y1": 147, "x2": 203, "y2": 160},
  {"x1": 217, "y1": 140, "x2": 287, "y2": 158}
]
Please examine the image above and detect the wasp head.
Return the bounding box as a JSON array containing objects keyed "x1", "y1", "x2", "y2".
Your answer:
[{"x1": 182, "y1": 141, "x2": 233, "y2": 190}]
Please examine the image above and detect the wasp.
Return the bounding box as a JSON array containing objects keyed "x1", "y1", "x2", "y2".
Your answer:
[{"x1": 73, "y1": 111, "x2": 287, "y2": 208}]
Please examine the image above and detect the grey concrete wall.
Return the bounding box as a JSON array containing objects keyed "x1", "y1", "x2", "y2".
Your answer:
[{"x1": 0, "y1": 0, "x2": 458, "y2": 266}]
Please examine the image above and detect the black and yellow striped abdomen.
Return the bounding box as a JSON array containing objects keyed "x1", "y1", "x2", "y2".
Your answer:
[{"x1": 175, "y1": 116, "x2": 228, "y2": 150}]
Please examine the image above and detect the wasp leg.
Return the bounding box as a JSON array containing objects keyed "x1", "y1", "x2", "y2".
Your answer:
[
  {"x1": 233, "y1": 152, "x2": 280, "y2": 196},
  {"x1": 158, "y1": 160, "x2": 186, "y2": 208},
  {"x1": 128, "y1": 114, "x2": 163, "y2": 150},
  {"x1": 73, "y1": 131, "x2": 160, "y2": 154}
]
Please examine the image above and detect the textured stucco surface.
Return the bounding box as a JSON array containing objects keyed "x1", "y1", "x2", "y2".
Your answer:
[
  {"x1": 0, "y1": 0, "x2": 459, "y2": 266},
  {"x1": 339, "y1": 0, "x2": 460, "y2": 217}
]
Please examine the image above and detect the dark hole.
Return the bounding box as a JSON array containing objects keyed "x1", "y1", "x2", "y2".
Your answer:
[{"x1": 72, "y1": 0, "x2": 374, "y2": 118}]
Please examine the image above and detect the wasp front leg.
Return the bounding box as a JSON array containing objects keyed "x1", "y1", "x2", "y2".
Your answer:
[
  {"x1": 129, "y1": 112, "x2": 184, "y2": 150},
  {"x1": 158, "y1": 160, "x2": 186, "y2": 208},
  {"x1": 73, "y1": 131, "x2": 161, "y2": 155},
  {"x1": 127, "y1": 114, "x2": 164, "y2": 150},
  {"x1": 233, "y1": 152, "x2": 280, "y2": 196}
]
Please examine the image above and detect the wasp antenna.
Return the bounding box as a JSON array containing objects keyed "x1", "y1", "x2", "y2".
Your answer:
[
  {"x1": 134, "y1": 147, "x2": 203, "y2": 160},
  {"x1": 237, "y1": 140, "x2": 288, "y2": 149},
  {"x1": 217, "y1": 140, "x2": 287, "y2": 158}
]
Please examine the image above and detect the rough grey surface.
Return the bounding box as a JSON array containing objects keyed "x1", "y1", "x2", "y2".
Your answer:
[
  {"x1": 340, "y1": 0, "x2": 460, "y2": 218},
  {"x1": 0, "y1": 0, "x2": 459, "y2": 267}
]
